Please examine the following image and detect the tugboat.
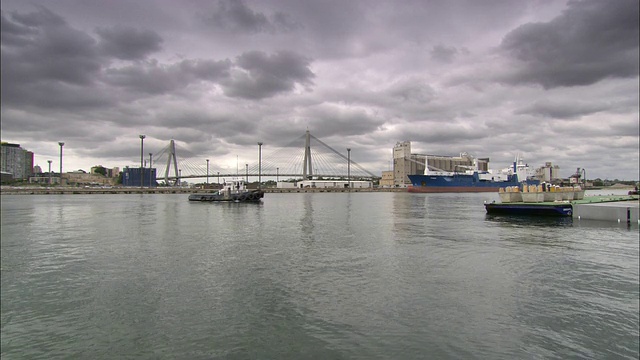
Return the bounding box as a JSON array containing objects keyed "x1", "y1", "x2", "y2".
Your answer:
[{"x1": 188, "y1": 179, "x2": 264, "y2": 202}]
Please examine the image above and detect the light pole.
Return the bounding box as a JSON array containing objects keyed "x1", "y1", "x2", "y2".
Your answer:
[
  {"x1": 178, "y1": 169, "x2": 181, "y2": 187},
  {"x1": 58, "y1": 142, "x2": 64, "y2": 185},
  {"x1": 347, "y1": 148, "x2": 351, "y2": 189},
  {"x1": 139, "y1": 135, "x2": 145, "y2": 188},
  {"x1": 206, "y1": 159, "x2": 209, "y2": 185},
  {"x1": 258, "y1": 142, "x2": 263, "y2": 189},
  {"x1": 47, "y1": 160, "x2": 52, "y2": 185},
  {"x1": 217, "y1": 171, "x2": 220, "y2": 186},
  {"x1": 277, "y1": 167, "x2": 279, "y2": 183},
  {"x1": 245, "y1": 163, "x2": 248, "y2": 182},
  {"x1": 149, "y1": 153, "x2": 153, "y2": 187}
]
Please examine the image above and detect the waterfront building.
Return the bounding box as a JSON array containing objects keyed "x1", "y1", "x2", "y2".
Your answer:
[
  {"x1": 379, "y1": 171, "x2": 394, "y2": 187},
  {"x1": 122, "y1": 167, "x2": 157, "y2": 187},
  {"x1": 0, "y1": 142, "x2": 34, "y2": 180},
  {"x1": 107, "y1": 167, "x2": 120, "y2": 178},
  {"x1": 423, "y1": 152, "x2": 475, "y2": 173},
  {"x1": 535, "y1": 162, "x2": 561, "y2": 182},
  {"x1": 393, "y1": 141, "x2": 426, "y2": 187},
  {"x1": 278, "y1": 180, "x2": 372, "y2": 189},
  {"x1": 64, "y1": 171, "x2": 116, "y2": 186}
]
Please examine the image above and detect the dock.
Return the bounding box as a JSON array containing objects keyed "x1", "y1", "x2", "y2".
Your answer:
[
  {"x1": 486, "y1": 194, "x2": 639, "y2": 224},
  {"x1": 573, "y1": 195, "x2": 639, "y2": 223}
]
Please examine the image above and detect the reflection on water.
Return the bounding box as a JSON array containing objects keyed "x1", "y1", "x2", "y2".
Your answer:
[
  {"x1": 300, "y1": 193, "x2": 314, "y2": 242},
  {"x1": 485, "y1": 214, "x2": 575, "y2": 227},
  {"x1": 1, "y1": 193, "x2": 638, "y2": 359}
]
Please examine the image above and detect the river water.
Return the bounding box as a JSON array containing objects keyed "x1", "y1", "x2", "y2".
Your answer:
[{"x1": 1, "y1": 191, "x2": 638, "y2": 359}]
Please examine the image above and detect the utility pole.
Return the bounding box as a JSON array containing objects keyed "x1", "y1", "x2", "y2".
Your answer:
[
  {"x1": 139, "y1": 135, "x2": 145, "y2": 188},
  {"x1": 58, "y1": 142, "x2": 64, "y2": 185},
  {"x1": 149, "y1": 153, "x2": 153, "y2": 187},
  {"x1": 47, "y1": 160, "x2": 52, "y2": 185}
]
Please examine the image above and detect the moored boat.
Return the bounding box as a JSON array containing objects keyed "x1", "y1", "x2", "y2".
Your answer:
[
  {"x1": 408, "y1": 154, "x2": 539, "y2": 193},
  {"x1": 188, "y1": 179, "x2": 264, "y2": 202}
]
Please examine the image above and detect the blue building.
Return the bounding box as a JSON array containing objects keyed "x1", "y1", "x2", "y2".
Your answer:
[{"x1": 123, "y1": 167, "x2": 157, "y2": 187}]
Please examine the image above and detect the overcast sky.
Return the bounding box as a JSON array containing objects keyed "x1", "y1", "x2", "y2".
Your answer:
[{"x1": 1, "y1": 0, "x2": 638, "y2": 180}]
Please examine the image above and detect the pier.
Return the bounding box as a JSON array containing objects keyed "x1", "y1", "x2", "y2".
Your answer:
[{"x1": 573, "y1": 195, "x2": 640, "y2": 224}]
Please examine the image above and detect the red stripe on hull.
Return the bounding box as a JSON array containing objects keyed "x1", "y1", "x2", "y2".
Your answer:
[{"x1": 408, "y1": 186, "x2": 499, "y2": 193}]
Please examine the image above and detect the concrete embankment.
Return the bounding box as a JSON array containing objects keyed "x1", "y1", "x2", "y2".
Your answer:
[
  {"x1": 0, "y1": 186, "x2": 407, "y2": 195},
  {"x1": 573, "y1": 195, "x2": 639, "y2": 224}
]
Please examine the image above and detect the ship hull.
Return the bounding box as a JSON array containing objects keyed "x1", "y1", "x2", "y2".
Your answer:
[
  {"x1": 407, "y1": 174, "x2": 538, "y2": 193},
  {"x1": 408, "y1": 185, "x2": 501, "y2": 193}
]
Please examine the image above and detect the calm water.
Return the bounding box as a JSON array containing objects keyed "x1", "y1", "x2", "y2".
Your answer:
[{"x1": 1, "y1": 191, "x2": 638, "y2": 359}]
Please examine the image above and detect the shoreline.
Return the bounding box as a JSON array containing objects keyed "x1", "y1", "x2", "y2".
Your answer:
[
  {"x1": 1, "y1": 185, "x2": 634, "y2": 196},
  {"x1": 0, "y1": 186, "x2": 408, "y2": 195}
]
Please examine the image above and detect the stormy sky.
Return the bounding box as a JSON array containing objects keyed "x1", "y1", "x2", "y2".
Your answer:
[{"x1": 1, "y1": 0, "x2": 638, "y2": 180}]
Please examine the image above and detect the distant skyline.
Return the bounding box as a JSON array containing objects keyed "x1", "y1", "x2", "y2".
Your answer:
[{"x1": 1, "y1": 0, "x2": 638, "y2": 180}]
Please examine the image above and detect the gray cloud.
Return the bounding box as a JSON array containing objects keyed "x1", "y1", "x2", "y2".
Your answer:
[
  {"x1": 1, "y1": 7, "x2": 101, "y2": 87},
  {"x1": 500, "y1": 0, "x2": 639, "y2": 88},
  {"x1": 96, "y1": 26, "x2": 163, "y2": 60},
  {"x1": 514, "y1": 99, "x2": 609, "y2": 119},
  {"x1": 104, "y1": 59, "x2": 231, "y2": 95},
  {"x1": 430, "y1": 45, "x2": 458, "y2": 63},
  {"x1": 201, "y1": 0, "x2": 300, "y2": 34},
  {"x1": 221, "y1": 50, "x2": 314, "y2": 99},
  {"x1": 0, "y1": 1, "x2": 638, "y2": 180}
]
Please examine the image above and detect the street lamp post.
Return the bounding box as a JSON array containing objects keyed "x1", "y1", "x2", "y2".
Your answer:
[
  {"x1": 277, "y1": 167, "x2": 279, "y2": 183},
  {"x1": 258, "y1": 142, "x2": 263, "y2": 189},
  {"x1": 245, "y1": 163, "x2": 248, "y2": 183},
  {"x1": 347, "y1": 148, "x2": 351, "y2": 189},
  {"x1": 217, "y1": 172, "x2": 220, "y2": 186},
  {"x1": 47, "y1": 160, "x2": 52, "y2": 185},
  {"x1": 178, "y1": 169, "x2": 181, "y2": 187},
  {"x1": 139, "y1": 135, "x2": 145, "y2": 188},
  {"x1": 58, "y1": 142, "x2": 64, "y2": 185},
  {"x1": 149, "y1": 153, "x2": 153, "y2": 188},
  {"x1": 206, "y1": 159, "x2": 209, "y2": 185}
]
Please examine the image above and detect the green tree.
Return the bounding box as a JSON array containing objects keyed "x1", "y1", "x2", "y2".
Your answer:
[{"x1": 93, "y1": 166, "x2": 107, "y2": 176}]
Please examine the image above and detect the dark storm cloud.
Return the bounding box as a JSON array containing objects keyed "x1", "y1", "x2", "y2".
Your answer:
[
  {"x1": 96, "y1": 26, "x2": 163, "y2": 60},
  {"x1": 515, "y1": 99, "x2": 609, "y2": 119},
  {"x1": 0, "y1": 7, "x2": 111, "y2": 111},
  {"x1": 500, "y1": 0, "x2": 639, "y2": 88},
  {"x1": 1, "y1": 10, "x2": 37, "y2": 46},
  {"x1": 1, "y1": 0, "x2": 637, "y2": 180},
  {"x1": 104, "y1": 59, "x2": 232, "y2": 95},
  {"x1": 1, "y1": 7, "x2": 101, "y2": 87},
  {"x1": 201, "y1": 0, "x2": 300, "y2": 34},
  {"x1": 221, "y1": 50, "x2": 315, "y2": 99}
]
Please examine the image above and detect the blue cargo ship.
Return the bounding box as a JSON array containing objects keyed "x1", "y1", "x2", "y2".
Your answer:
[{"x1": 408, "y1": 155, "x2": 539, "y2": 193}]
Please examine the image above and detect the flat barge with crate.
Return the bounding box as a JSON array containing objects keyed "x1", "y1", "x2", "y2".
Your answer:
[{"x1": 485, "y1": 185, "x2": 639, "y2": 223}]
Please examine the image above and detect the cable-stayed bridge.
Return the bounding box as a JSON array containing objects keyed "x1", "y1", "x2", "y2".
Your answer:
[{"x1": 148, "y1": 131, "x2": 379, "y2": 185}]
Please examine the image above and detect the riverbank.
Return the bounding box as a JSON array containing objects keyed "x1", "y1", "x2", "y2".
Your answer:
[{"x1": 0, "y1": 186, "x2": 407, "y2": 195}]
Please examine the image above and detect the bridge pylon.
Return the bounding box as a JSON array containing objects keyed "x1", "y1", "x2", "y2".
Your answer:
[
  {"x1": 164, "y1": 139, "x2": 180, "y2": 186},
  {"x1": 303, "y1": 130, "x2": 313, "y2": 179}
]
